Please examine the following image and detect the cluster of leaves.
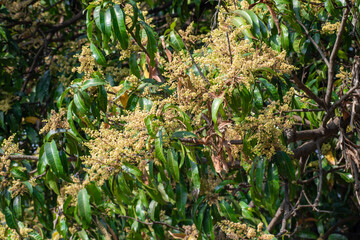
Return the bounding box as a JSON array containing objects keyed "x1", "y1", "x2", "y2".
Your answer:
[{"x1": 1, "y1": 0, "x2": 360, "y2": 239}]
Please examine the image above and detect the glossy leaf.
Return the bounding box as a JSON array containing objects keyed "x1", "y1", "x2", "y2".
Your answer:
[
  {"x1": 110, "y1": 4, "x2": 128, "y2": 49},
  {"x1": 78, "y1": 189, "x2": 92, "y2": 227},
  {"x1": 44, "y1": 140, "x2": 64, "y2": 178},
  {"x1": 90, "y1": 42, "x2": 106, "y2": 66}
]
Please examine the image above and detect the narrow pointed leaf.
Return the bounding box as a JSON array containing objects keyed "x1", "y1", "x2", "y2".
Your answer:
[
  {"x1": 78, "y1": 189, "x2": 92, "y2": 227},
  {"x1": 45, "y1": 140, "x2": 64, "y2": 178},
  {"x1": 110, "y1": 4, "x2": 128, "y2": 49}
]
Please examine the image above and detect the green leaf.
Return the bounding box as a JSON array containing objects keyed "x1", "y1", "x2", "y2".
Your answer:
[
  {"x1": 74, "y1": 91, "x2": 90, "y2": 115},
  {"x1": 196, "y1": 204, "x2": 207, "y2": 230},
  {"x1": 275, "y1": 151, "x2": 295, "y2": 181},
  {"x1": 129, "y1": 53, "x2": 141, "y2": 78},
  {"x1": 78, "y1": 189, "x2": 92, "y2": 228},
  {"x1": 280, "y1": 23, "x2": 289, "y2": 50},
  {"x1": 171, "y1": 131, "x2": 198, "y2": 139},
  {"x1": 167, "y1": 148, "x2": 179, "y2": 182},
  {"x1": 104, "y1": 8, "x2": 112, "y2": 37},
  {"x1": 255, "y1": 159, "x2": 265, "y2": 195},
  {"x1": 176, "y1": 183, "x2": 187, "y2": 218},
  {"x1": 219, "y1": 200, "x2": 237, "y2": 222},
  {"x1": 190, "y1": 161, "x2": 200, "y2": 197},
  {"x1": 110, "y1": 4, "x2": 128, "y2": 49},
  {"x1": 325, "y1": 0, "x2": 337, "y2": 16},
  {"x1": 86, "y1": 183, "x2": 103, "y2": 206},
  {"x1": 97, "y1": 85, "x2": 108, "y2": 113},
  {"x1": 67, "y1": 101, "x2": 85, "y2": 141},
  {"x1": 141, "y1": 21, "x2": 157, "y2": 66},
  {"x1": 258, "y1": 78, "x2": 279, "y2": 100},
  {"x1": 11, "y1": 167, "x2": 29, "y2": 180},
  {"x1": 232, "y1": 16, "x2": 254, "y2": 39},
  {"x1": 144, "y1": 114, "x2": 156, "y2": 138},
  {"x1": 46, "y1": 171, "x2": 60, "y2": 195},
  {"x1": 80, "y1": 77, "x2": 107, "y2": 90},
  {"x1": 45, "y1": 140, "x2": 64, "y2": 178},
  {"x1": 122, "y1": 162, "x2": 143, "y2": 177},
  {"x1": 78, "y1": 229, "x2": 90, "y2": 240},
  {"x1": 266, "y1": 163, "x2": 280, "y2": 209},
  {"x1": 57, "y1": 87, "x2": 71, "y2": 109},
  {"x1": 169, "y1": 31, "x2": 185, "y2": 51},
  {"x1": 13, "y1": 196, "x2": 22, "y2": 220},
  {"x1": 235, "y1": 10, "x2": 262, "y2": 38},
  {"x1": 215, "y1": 180, "x2": 237, "y2": 193},
  {"x1": 29, "y1": 231, "x2": 43, "y2": 240},
  {"x1": 94, "y1": 5, "x2": 106, "y2": 34},
  {"x1": 328, "y1": 234, "x2": 348, "y2": 240},
  {"x1": 212, "y1": 97, "x2": 224, "y2": 135},
  {"x1": 90, "y1": 42, "x2": 106, "y2": 66},
  {"x1": 87, "y1": 20, "x2": 94, "y2": 42},
  {"x1": 4, "y1": 207, "x2": 18, "y2": 230},
  {"x1": 155, "y1": 129, "x2": 167, "y2": 165}
]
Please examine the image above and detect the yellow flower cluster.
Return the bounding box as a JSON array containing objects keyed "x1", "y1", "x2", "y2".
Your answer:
[
  {"x1": 0, "y1": 94, "x2": 14, "y2": 113},
  {"x1": 82, "y1": 108, "x2": 153, "y2": 185},
  {"x1": 183, "y1": 224, "x2": 199, "y2": 240},
  {"x1": 321, "y1": 22, "x2": 341, "y2": 34},
  {"x1": 72, "y1": 44, "x2": 98, "y2": 79},
  {"x1": 218, "y1": 220, "x2": 274, "y2": 240},
  {"x1": 40, "y1": 109, "x2": 70, "y2": 134},
  {"x1": 0, "y1": 135, "x2": 26, "y2": 196},
  {"x1": 336, "y1": 66, "x2": 352, "y2": 82},
  {"x1": 163, "y1": 8, "x2": 294, "y2": 119}
]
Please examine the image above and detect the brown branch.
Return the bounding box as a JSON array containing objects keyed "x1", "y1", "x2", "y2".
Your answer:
[
  {"x1": 314, "y1": 140, "x2": 323, "y2": 205},
  {"x1": 322, "y1": 82, "x2": 359, "y2": 127},
  {"x1": 325, "y1": 7, "x2": 350, "y2": 106},
  {"x1": 0, "y1": 153, "x2": 40, "y2": 161},
  {"x1": 279, "y1": 181, "x2": 290, "y2": 235},
  {"x1": 292, "y1": 73, "x2": 326, "y2": 109},
  {"x1": 125, "y1": 24, "x2": 165, "y2": 83},
  {"x1": 21, "y1": 45, "x2": 45, "y2": 92},
  {"x1": 177, "y1": 138, "x2": 242, "y2": 145},
  {"x1": 295, "y1": 18, "x2": 329, "y2": 67},
  {"x1": 47, "y1": 10, "x2": 85, "y2": 33},
  {"x1": 292, "y1": 135, "x2": 329, "y2": 159},
  {"x1": 286, "y1": 117, "x2": 341, "y2": 143},
  {"x1": 0, "y1": 153, "x2": 77, "y2": 162},
  {"x1": 267, "y1": 200, "x2": 285, "y2": 233},
  {"x1": 226, "y1": 32, "x2": 233, "y2": 65},
  {"x1": 117, "y1": 215, "x2": 184, "y2": 232}
]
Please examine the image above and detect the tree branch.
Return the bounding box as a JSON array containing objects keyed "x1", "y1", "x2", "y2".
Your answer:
[
  {"x1": 292, "y1": 72, "x2": 326, "y2": 109},
  {"x1": 117, "y1": 215, "x2": 184, "y2": 232},
  {"x1": 267, "y1": 200, "x2": 285, "y2": 233},
  {"x1": 322, "y1": 81, "x2": 359, "y2": 127},
  {"x1": 325, "y1": 7, "x2": 350, "y2": 106},
  {"x1": 295, "y1": 18, "x2": 329, "y2": 67}
]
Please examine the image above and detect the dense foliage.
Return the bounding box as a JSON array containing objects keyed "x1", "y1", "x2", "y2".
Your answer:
[{"x1": 1, "y1": 0, "x2": 360, "y2": 239}]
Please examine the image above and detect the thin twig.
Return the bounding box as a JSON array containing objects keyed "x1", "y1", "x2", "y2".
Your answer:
[
  {"x1": 325, "y1": 7, "x2": 350, "y2": 106},
  {"x1": 322, "y1": 81, "x2": 360, "y2": 127},
  {"x1": 314, "y1": 140, "x2": 323, "y2": 206},
  {"x1": 267, "y1": 200, "x2": 285, "y2": 232},
  {"x1": 279, "y1": 181, "x2": 290, "y2": 236},
  {"x1": 295, "y1": 19, "x2": 329, "y2": 67},
  {"x1": 226, "y1": 32, "x2": 233, "y2": 64},
  {"x1": 117, "y1": 215, "x2": 184, "y2": 232},
  {"x1": 292, "y1": 72, "x2": 326, "y2": 109},
  {"x1": 175, "y1": 29, "x2": 211, "y2": 85}
]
